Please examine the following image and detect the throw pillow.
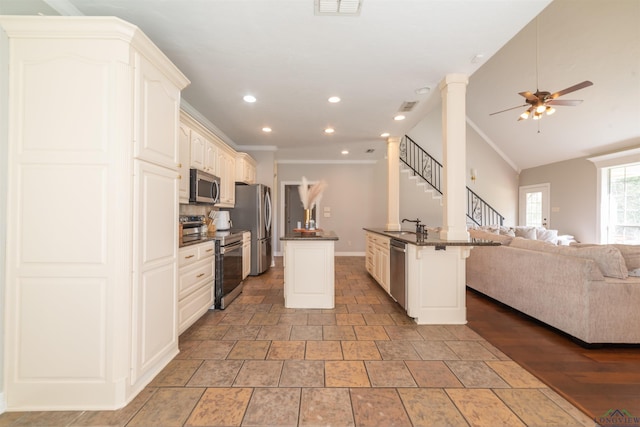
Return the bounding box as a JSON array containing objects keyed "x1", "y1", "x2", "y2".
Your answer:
[
  {"x1": 536, "y1": 228, "x2": 559, "y2": 244},
  {"x1": 629, "y1": 268, "x2": 640, "y2": 277},
  {"x1": 515, "y1": 226, "x2": 537, "y2": 239}
]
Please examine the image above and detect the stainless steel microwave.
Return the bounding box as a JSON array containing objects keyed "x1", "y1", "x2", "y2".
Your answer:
[{"x1": 189, "y1": 168, "x2": 220, "y2": 204}]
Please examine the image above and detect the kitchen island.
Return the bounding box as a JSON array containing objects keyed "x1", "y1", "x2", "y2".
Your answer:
[
  {"x1": 280, "y1": 230, "x2": 339, "y2": 309},
  {"x1": 364, "y1": 228, "x2": 499, "y2": 324}
]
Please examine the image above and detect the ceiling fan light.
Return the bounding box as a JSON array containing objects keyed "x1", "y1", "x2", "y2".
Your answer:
[
  {"x1": 535, "y1": 104, "x2": 546, "y2": 114},
  {"x1": 520, "y1": 110, "x2": 530, "y2": 120},
  {"x1": 546, "y1": 106, "x2": 556, "y2": 115},
  {"x1": 533, "y1": 112, "x2": 542, "y2": 120}
]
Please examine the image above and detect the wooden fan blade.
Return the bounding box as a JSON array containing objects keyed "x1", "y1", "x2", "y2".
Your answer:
[
  {"x1": 546, "y1": 99, "x2": 583, "y2": 106},
  {"x1": 490, "y1": 104, "x2": 528, "y2": 116},
  {"x1": 519, "y1": 91, "x2": 539, "y2": 102},
  {"x1": 551, "y1": 81, "x2": 593, "y2": 99}
]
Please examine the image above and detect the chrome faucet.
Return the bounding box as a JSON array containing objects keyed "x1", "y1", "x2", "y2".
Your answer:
[{"x1": 401, "y1": 218, "x2": 426, "y2": 235}]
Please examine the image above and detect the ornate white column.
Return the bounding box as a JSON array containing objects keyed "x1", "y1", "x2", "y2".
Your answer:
[
  {"x1": 439, "y1": 74, "x2": 470, "y2": 241},
  {"x1": 386, "y1": 136, "x2": 401, "y2": 231}
]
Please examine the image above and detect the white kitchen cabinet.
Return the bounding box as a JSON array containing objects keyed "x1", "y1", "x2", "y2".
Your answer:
[
  {"x1": 205, "y1": 139, "x2": 218, "y2": 176},
  {"x1": 178, "y1": 241, "x2": 215, "y2": 334},
  {"x1": 365, "y1": 232, "x2": 390, "y2": 293},
  {"x1": 217, "y1": 145, "x2": 236, "y2": 207},
  {"x1": 0, "y1": 16, "x2": 189, "y2": 410},
  {"x1": 190, "y1": 128, "x2": 207, "y2": 171},
  {"x1": 236, "y1": 152, "x2": 257, "y2": 184},
  {"x1": 178, "y1": 123, "x2": 191, "y2": 203},
  {"x1": 242, "y1": 231, "x2": 251, "y2": 280}
]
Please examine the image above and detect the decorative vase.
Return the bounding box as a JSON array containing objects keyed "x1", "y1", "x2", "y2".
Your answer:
[{"x1": 304, "y1": 209, "x2": 311, "y2": 229}]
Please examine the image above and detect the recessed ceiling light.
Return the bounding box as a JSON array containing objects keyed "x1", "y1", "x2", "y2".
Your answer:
[
  {"x1": 394, "y1": 115, "x2": 405, "y2": 121},
  {"x1": 262, "y1": 127, "x2": 272, "y2": 133},
  {"x1": 341, "y1": 150, "x2": 349, "y2": 155},
  {"x1": 380, "y1": 132, "x2": 390, "y2": 137},
  {"x1": 243, "y1": 95, "x2": 256, "y2": 103},
  {"x1": 324, "y1": 128, "x2": 335, "y2": 134},
  {"x1": 328, "y1": 96, "x2": 341, "y2": 103},
  {"x1": 415, "y1": 87, "x2": 430, "y2": 95}
]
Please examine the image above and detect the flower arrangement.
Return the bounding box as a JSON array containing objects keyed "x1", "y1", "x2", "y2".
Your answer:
[{"x1": 298, "y1": 176, "x2": 327, "y2": 229}]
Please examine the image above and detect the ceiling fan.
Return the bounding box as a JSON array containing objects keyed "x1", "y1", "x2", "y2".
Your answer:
[{"x1": 490, "y1": 80, "x2": 594, "y2": 121}]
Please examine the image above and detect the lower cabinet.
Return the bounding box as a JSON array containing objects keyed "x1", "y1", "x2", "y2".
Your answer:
[
  {"x1": 178, "y1": 241, "x2": 215, "y2": 334},
  {"x1": 365, "y1": 232, "x2": 390, "y2": 293},
  {"x1": 242, "y1": 231, "x2": 251, "y2": 280}
]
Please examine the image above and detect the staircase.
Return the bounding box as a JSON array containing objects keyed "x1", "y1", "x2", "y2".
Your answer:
[{"x1": 400, "y1": 135, "x2": 504, "y2": 227}]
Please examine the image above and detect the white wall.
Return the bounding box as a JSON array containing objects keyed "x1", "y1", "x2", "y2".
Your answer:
[
  {"x1": 275, "y1": 161, "x2": 387, "y2": 254},
  {"x1": 0, "y1": 26, "x2": 8, "y2": 411},
  {"x1": 520, "y1": 157, "x2": 598, "y2": 243}
]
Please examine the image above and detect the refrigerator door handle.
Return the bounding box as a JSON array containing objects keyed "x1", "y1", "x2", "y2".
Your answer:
[{"x1": 265, "y1": 190, "x2": 272, "y2": 232}]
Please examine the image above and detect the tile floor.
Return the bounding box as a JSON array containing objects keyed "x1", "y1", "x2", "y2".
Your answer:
[{"x1": 0, "y1": 257, "x2": 597, "y2": 427}]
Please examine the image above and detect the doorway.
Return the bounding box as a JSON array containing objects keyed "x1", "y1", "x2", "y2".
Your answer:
[
  {"x1": 519, "y1": 183, "x2": 550, "y2": 227},
  {"x1": 283, "y1": 183, "x2": 317, "y2": 234}
]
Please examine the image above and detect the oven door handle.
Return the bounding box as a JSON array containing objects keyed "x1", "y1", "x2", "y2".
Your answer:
[{"x1": 220, "y1": 241, "x2": 243, "y2": 253}]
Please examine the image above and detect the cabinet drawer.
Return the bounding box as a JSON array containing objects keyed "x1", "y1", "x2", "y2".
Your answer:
[
  {"x1": 198, "y1": 241, "x2": 215, "y2": 259},
  {"x1": 178, "y1": 283, "x2": 213, "y2": 334},
  {"x1": 179, "y1": 259, "x2": 213, "y2": 298},
  {"x1": 178, "y1": 246, "x2": 198, "y2": 267}
]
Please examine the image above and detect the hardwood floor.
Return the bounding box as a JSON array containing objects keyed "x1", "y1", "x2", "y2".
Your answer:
[{"x1": 466, "y1": 288, "x2": 640, "y2": 422}]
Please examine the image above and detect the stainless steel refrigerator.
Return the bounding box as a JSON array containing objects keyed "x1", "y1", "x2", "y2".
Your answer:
[{"x1": 229, "y1": 184, "x2": 272, "y2": 275}]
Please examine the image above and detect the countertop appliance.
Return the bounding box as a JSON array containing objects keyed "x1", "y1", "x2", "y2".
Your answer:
[
  {"x1": 179, "y1": 215, "x2": 244, "y2": 309},
  {"x1": 189, "y1": 168, "x2": 220, "y2": 205},
  {"x1": 213, "y1": 210, "x2": 232, "y2": 231},
  {"x1": 227, "y1": 183, "x2": 272, "y2": 275},
  {"x1": 390, "y1": 238, "x2": 407, "y2": 309}
]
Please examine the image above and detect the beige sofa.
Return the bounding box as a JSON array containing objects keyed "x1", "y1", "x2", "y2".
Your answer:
[{"x1": 466, "y1": 230, "x2": 640, "y2": 344}]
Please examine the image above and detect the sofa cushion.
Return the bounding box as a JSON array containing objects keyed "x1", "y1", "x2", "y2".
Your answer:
[
  {"x1": 555, "y1": 245, "x2": 628, "y2": 279},
  {"x1": 509, "y1": 237, "x2": 555, "y2": 251},
  {"x1": 612, "y1": 244, "x2": 640, "y2": 270},
  {"x1": 513, "y1": 238, "x2": 629, "y2": 279}
]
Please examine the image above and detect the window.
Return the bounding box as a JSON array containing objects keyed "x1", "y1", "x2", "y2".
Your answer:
[
  {"x1": 589, "y1": 148, "x2": 640, "y2": 244},
  {"x1": 604, "y1": 163, "x2": 640, "y2": 244}
]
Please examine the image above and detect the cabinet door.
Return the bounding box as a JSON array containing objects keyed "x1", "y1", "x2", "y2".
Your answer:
[
  {"x1": 178, "y1": 123, "x2": 191, "y2": 203},
  {"x1": 204, "y1": 140, "x2": 218, "y2": 175},
  {"x1": 242, "y1": 232, "x2": 251, "y2": 280},
  {"x1": 190, "y1": 129, "x2": 206, "y2": 170},
  {"x1": 135, "y1": 54, "x2": 181, "y2": 170},
  {"x1": 217, "y1": 149, "x2": 236, "y2": 207},
  {"x1": 132, "y1": 160, "x2": 179, "y2": 384}
]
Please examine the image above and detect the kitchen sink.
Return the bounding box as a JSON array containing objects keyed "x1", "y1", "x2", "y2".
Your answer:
[{"x1": 383, "y1": 230, "x2": 414, "y2": 235}]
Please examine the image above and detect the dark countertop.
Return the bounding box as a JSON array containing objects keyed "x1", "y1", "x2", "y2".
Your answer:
[
  {"x1": 179, "y1": 229, "x2": 249, "y2": 248},
  {"x1": 281, "y1": 230, "x2": 339, "y2": 241},
  {"x1": 364, "y1": 227, "x2": 500, "y2": 247}
]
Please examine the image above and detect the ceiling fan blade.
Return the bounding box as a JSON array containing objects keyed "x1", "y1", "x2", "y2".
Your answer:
[
  {"x1": 551, "y1": 80, "x2": 593, "y2": 99},
  {"x1": 489, "y1": 104, "x2": 529, "y2": 116},
  {"x1": 546, "y1": 99, "x2": 583, "y2": 106},
  {"x1": 518, "y1": 91, "x2": 539, "y2": 102}
]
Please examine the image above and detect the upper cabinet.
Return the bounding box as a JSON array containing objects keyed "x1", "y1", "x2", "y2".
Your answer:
[
  {"x1": 0, "y1": 16, "x2": 189, "y2": 411},
  {"x1": 178, "y1": 123, "x2": 191, "y2": 204},
  {"x1": 179, "y1": 111, "x2": 241, "y2": 207},
  {"x1": 236, "y1": 152, "x2": 257, "y2": 185}
]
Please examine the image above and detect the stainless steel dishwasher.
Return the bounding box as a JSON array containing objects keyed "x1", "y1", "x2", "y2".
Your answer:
[{"x1": 389, "y1": 239, "x2": 407, "y2": 309}]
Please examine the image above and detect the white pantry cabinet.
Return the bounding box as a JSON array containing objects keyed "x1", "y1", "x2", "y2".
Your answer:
[
  {"x1": 0, "y1": 16, "x2": 189, "y2": 410},
  {"x1": 178, "y1": 123, "x2": 191, "y2": 203}
]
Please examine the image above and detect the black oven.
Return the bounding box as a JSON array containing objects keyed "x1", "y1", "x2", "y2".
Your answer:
[{"x1": 214, "y1": 233, "x2": 243, "y2": 309}]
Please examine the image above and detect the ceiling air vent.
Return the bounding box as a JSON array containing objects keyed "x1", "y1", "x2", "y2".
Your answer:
[
  {"x1": 398, "y1": 101, "x2": 419, "y2": 112},
  {"x1": 315, "y1": 0, "x2": 362, "y2": 16}
]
